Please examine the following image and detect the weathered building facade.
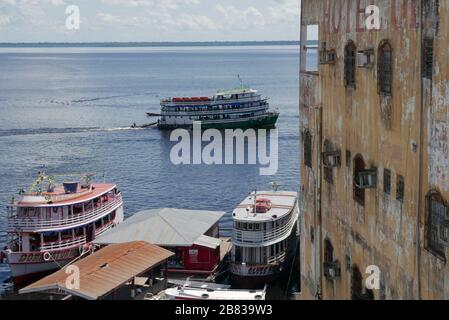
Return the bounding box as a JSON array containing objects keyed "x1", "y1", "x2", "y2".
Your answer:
[{"x1": 299, "y1": 0, "x2": 449, "y2": 299}]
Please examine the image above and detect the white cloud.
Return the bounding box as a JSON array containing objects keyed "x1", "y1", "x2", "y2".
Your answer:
[
  {"x1": 215, "y1": 4, "x2": 265, "y2": 30},
  {"x1": 165, "y1": 13, "x2": 216, "y2": 31},
  {"x1": 100, "y1": 0, "x2": 199, "y2": 10},
  {"x1": 0, "y1": 0, "x2": 299, "y2": 42},
  {"x1": 0, "y1": 14, "x2": 14, "y2": 26},
  {"x1": 267, "y1": 0, "x2": 300, "y2": 25}
]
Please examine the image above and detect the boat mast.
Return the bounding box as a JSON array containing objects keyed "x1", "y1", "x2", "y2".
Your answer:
[{"x1": 238, "y1": 74, "x2": 244, "y2": 89}]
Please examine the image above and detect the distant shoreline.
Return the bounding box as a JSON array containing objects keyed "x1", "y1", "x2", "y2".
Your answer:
[{"x1": 0, "y1": 41, "x2": 301, "y2": 48}]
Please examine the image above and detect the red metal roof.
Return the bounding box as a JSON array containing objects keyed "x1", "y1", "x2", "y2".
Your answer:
[{"x1": 19, "y1": 241, "x2": 174, "y2": 300}]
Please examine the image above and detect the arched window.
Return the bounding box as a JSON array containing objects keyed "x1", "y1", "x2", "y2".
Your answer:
[
  {"x1": 353, "y1": 155, "x2": 365, "y2": 206},
  {"x1": 425, "y1": 190, "x2": 449, "y2": 261},
  {"x1": 323, "y1": 139, "x2": 334, "y2": 184},
  {"x1": 344, "y1": 41, "x2": 356, "y2": 88},
  {"x1": 304, "y1": 130, "x2": 312, "y2": 168},
  {"x1": 378, "y1": 41, "x2": 393, "y2": 95}
]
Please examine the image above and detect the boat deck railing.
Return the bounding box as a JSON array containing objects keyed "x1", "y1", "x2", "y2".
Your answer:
[
  {"x1": 161, "y1": 104, "x2": 269, "y2": 116},
  {"x1": 232, "y1": 213, "x2": 298, "y2": 246},
  {"x1": 39, "y1": 235, "x2": 87, "y2": 251},
  {"x1": 7, "y1": 194, "x2": 122, "y2": 231},
  {"x1": 161, "y1": 95, "x2": 264, "y2": 106},
  {"x1": 230, "y1": 263, "x2": 279, "y2": 276}
]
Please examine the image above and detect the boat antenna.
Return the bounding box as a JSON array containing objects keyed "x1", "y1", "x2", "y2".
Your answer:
[
  {"x1": 238, "y1": 74, "x2": 244, "y2": 89},
  {"x1": 254, "y1": 188, "x2": 257, "y2": 214},
  {"x1": 271, "y1": 181, "x2": 281, "y2": 192}
]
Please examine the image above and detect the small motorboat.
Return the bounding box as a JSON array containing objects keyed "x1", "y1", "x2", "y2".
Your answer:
[{"x1": 163, "y1": 286, "x2": 266, "y2": 300}]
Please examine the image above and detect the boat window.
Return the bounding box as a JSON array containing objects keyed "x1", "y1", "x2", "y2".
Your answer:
[
  {"x1": 43, "y1": 232, "x2": 59, "y2": 243},
  {"x1": 74, "y1": 227, "x2": 84, "y2": 237},
  {"x1": 61, "y1": 229, "x2": 72, "y2": 240}
]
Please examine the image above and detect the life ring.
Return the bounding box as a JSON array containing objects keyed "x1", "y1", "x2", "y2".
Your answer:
[{"x1": 43, "y1": 252, "x2": 52, "y2": 262}]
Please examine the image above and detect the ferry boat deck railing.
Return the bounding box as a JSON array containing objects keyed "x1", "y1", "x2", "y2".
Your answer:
[
  {"x1": 39, "y1": 235, "x2": 87, "y2": 252},
  {"x1": 232, "y1": 213, "x2": 297, "y2": 246},
  {"x1": 7, "y1": 194, "x2": 122, "y2": 231},
  {"x1": 95, "y1": 220, "x2": 115, "y2": 237},
  {"x1": 267, "y1": 251, "x2": 287, "y2": 264},
  {"x1": 161, "y1": 95, "x2": 265, "y2": 106},
  {"x1": 161, "y1": 104, "x2": 269, "y2": 116},
  {"x1": 230, "y1": 263, "x2": 279, "y2": 276}
]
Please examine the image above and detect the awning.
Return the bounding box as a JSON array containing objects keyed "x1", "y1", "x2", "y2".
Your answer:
[
  {"x1": 193, "y1": 235, "x2": 221, "y2": 249},
  {"x1": 19, "y1": 241, "x2": 173, "y2": 300}
]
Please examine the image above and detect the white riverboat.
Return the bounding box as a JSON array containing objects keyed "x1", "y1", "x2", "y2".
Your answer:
[
  {"x1": 153, "y1": 86, "x2": 279, "y2": 129},
  {"x1": 230, "y1": 190, "x2": 299, "y2": 288},
  {"x1": 2, "y1": 173, "x2": 124, "y2": 285}
]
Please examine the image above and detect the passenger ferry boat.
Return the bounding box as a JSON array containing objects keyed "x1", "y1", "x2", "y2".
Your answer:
[
  {"x1": 2, "y1": 173, "x2": 124, "y2": 285},
  {"x1": 230, "y1": 190, "x2": 299, "y2": 288},
  {"x1": 154, "y1": 86, "x2": 279, "y2": 129}
]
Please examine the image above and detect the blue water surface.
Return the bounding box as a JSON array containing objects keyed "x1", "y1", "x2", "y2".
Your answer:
[{"x1": 0, "y1": 45, "x2": 300, "y2": 285}]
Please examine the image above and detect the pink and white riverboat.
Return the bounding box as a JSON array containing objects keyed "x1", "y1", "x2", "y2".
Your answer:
[{"x1": 3, "y1": 174, "x2": 124, "y2": 285}]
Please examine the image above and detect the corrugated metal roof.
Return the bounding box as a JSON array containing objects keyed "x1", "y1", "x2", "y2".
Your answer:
[
  {"x1": 193, "y1": 235, "x2": 221, "y2": 249},
  {"x1": 93, "y1": 208, "x2": 225, "y2": 247},
  {"x1": 19, "y1": 241, "x2": 173, "y2": 300}
]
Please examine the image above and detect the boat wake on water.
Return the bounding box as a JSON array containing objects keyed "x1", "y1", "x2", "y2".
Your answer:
[{"x1": 0, "y1": 126, "x2": 154, "y2": 137}]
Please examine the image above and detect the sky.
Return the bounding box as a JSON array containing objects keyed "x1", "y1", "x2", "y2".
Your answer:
[{"x1": 0, "y1": 0, "x2": 300, "y2": 42}]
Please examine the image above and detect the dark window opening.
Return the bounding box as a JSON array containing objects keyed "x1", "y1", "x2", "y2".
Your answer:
[
  {"x1": 310, "y1": 226, "x2": 315, "y2": 243},
  {"x1": 423, "y1": 38, "x2": 434, "y2": 80},
  {"x1": 396, "y1": 175, "x2": 404, "y2": 202},
  {"x1": 353, "y1": 155, "x2": 366, "y2": 206},
  {"x1": 323, "y1": 239, "x2": 340, "y2": 280},
  {"x1": 304, "y1": 130, "x2": 312, "y2": 168},
  {"x1": 384, "y1": 169, "x2": 391, "y2": 195},
  {"x1": 425, "y1": 191, "x2": 448, "y2": 261},
  {"x1": 323, "y1": 140, "x2": 334, "y2": 184},
  {"x1": 344, "y1": 41, "x2": 356, "y2": 88},
  {"x1": 351, "y1": 265, "x2": 374, "y2": 300},
  {"x1": 324, "y1": 239, "x2": 334, "y2": 263},
  {"x1": 378, "y1": 41, "x2": 393, "y2": 95},
  {"x1": 351, "y1": 265, "x2": 363, "y2": 299}
]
